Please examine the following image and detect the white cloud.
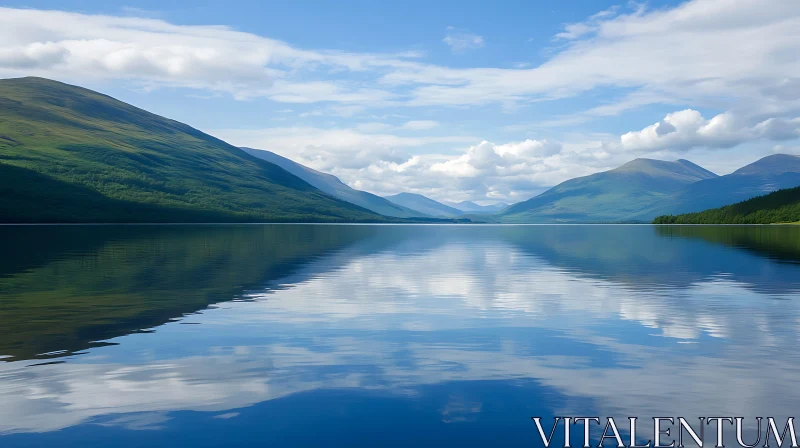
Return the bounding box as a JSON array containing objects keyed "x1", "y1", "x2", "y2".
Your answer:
[
  {"x1": 216, "y1": 108, "x2": 800, "y2": 203},
  {"x1": 772, "y1": 144, "x2": 800, "y2": 155},
  {"x1": 385, "y1": 0, "x2": 800, "y2": 114},
  {"x1": 430, "y1": 139, "x2": 563, "y2": 178},
  {"x1": 3, "y1": 2, "x2": 800, "y2": 202},
  {"x1": 555, "y1": 6, "x2": 621, "y2": 40},
  {"x1": 3, "y1": 1, "x2": 800, "y2": 117},
  {"x1": 2, "y1": 241, "x2": 799, "y2": 435},
  {"x1": 554, "y1": 22, "x2": 595, "y2": 41},
  {"x1": 614, "y1": 109, "x2": 800, "y2": 152},
  {"x1": 530, "y1": 91, "x2": 675, "y2": 128},
  {"x1": 213, "y1": 126, "x2": 475, "y2": 172},
  {"x1": 442, "y1": 27, "x2": 484, "y2": 53},
  {"x1": 0, "y1": 7, "x2": 413, "y2": 102},
  {"x1": 217, "y1": 125, "x2": 608, "y2": 202}
]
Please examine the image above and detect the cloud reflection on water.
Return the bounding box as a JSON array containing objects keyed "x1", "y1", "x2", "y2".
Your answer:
[{"x1": 0, "y1": 225, "x2": 798, "y2": 441}]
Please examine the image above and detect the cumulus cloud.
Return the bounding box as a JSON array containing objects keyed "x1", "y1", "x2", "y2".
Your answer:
[
  {"x1": 430, "y1": 140, "x2": 562, "y2": 178},
  {"x1": 442, "y1": 27, "x2": 484, "y2": 53},
  {"x1": 217, "y1": 106, "x2": 800, "y2": 203},
  {"x1": 214, "y1": 127, "x2": 475, "y2": 172},
  {"x1": 218, "y1": 125, "x2": 608, "y2": 202},
  {"x1": 614, "y1": 109, "x2": 800, "y2": 152},
  {"x1": 654, "y1": 121, "x2": 676, "y2": 136},
  {"x1": 423, "y1": 139, "x2": 584, "y2": 200},
  {"x1": 0, "y1": 42, "x2": 70, "y2": 69}
]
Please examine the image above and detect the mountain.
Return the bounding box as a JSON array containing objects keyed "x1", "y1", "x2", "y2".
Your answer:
[
  {"x1": 499, "y1": 158, "x2": 718, "y2": 223},
  {"x1": 642, "y1": 154, "x2": 800, "y2": 219},
  {"x1": 653, "y1": 186, "x2": 800, "y2": 224},
  {"x1": 444, "y1": 200, "x2": 509, "y2": 213},
  {"x1": 0, "y1": 225, "x2": 375, "y2": 361},
  {"x1": 240, "y1": 147, "x2": 427, "y2": 218},
  {"x1": 0, "y1": 77, "x2": 384, "y2": 223},
  {"x1": 385, "y1": 193, "x2": 464, "y2": 218}
]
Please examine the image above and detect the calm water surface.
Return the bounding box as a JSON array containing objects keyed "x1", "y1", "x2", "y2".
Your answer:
[{"x1": 0, "y1": 224, "x2": 799, "y2": 447}]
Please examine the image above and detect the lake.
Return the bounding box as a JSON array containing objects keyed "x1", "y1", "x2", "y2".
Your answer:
[{"x1": 0, "y1": 224, "x2": 799, "y2": 447}]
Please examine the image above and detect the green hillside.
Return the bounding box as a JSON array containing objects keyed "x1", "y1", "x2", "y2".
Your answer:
[
  {"x1": 0, "y1": 77, "x2": 385, "y2": 223},
  {"x1": 653, "y1": 186, "x2": 800, "y2": 224}
]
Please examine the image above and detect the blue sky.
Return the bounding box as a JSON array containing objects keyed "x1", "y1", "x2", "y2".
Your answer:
[{"x1": 1, "y1": 0, "x2": 799, "y2": 203}]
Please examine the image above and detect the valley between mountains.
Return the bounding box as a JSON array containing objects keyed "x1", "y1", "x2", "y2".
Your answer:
[{"x1": 2, "y1": 77, "x2": 799, "y2": 224}]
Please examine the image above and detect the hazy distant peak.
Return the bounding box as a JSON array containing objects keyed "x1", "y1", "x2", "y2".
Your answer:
[
  {"x1": 239, "y1": 147, "x2": 427, "y2": 218},
  {"x1": 611, "y1": 157, "x2": 717, "y2": 180},
  {"x1": 384, "y1": 193, "x2": 463, "y2": 217},
  {"x1": 499, "y1": 156, "x2": 721, "y2": 222},
  {"x1": 390, "y1": 192, "x2": 425, "y2": 200},
  {"x1": 732, "y1": 154, "x2": 800, "y2": 176},
  {"x1": 613, "y1": 158, "x2": 673, "y2": 173},
  {"x1": 443, "y1": 200, "x2": 510, "y2": 213},
  {"x1": 240, "y1": 147, "x2": 346, "y2": 186}
]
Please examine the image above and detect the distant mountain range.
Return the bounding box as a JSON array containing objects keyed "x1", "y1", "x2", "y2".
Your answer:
[
  {"x1": 444, "y1": 200, "x2": 509, "y2": 213},
  {"x1": 239, "y1": 149, "x2": 510, "y2": 218},
  {"x1": 500, "y1": 158, "x2": 718, "y2": 223},
  {"x1": 2, "y1": 76, "x2": 799, "y2": 224},
  {"x1": 500, "y1": 155, "x2": 800, "y2": 223},
  {"x1": 240, "y1": 148, "x2": 427, "y2": 218},
  {"x1": 384, "y1": 193, "x2": 465, "y2": 218},
  {"x1": 0, "y1": 77, "x2": 384, "y2": 223},
  {"x1": 240, "y1": 147, "x2": 800, "y2": 223},
  {"x1": 639, "y1": 154, "x2": 800, "y2": 219}
]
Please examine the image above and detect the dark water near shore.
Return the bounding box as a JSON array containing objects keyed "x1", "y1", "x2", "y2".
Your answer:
[{"x1": 0, "y1": 224, "x2": 799, "y2": 447}]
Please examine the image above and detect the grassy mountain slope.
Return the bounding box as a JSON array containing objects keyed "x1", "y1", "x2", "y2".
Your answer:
[
  {"x1": 0, "y1": 77, "x2": 385, "y2": 223},
  {"x1": 385, "y1": 192, "x2": 464, "y2": 217},
  {"x1": 499, "y1": 158, "x2": 718, "y2": 223},
  {"x1": 240, "y1": 147, "x2": 428, "y2": 218},
  {"x1": 653, "y1": 186, "x2": 800, "y2": 224},
  {"x1": 641, "y1": 154, "x2": 800, "y2": 220}
]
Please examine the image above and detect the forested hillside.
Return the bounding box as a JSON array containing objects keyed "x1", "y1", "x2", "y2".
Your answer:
[{"x1": 653, "y1": 186, "x2": 800, "y2": 224}]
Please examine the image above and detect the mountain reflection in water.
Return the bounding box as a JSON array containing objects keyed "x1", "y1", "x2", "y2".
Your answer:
[{"x1": 0, "y1": 224, "x2": 798, "y2": 447}]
